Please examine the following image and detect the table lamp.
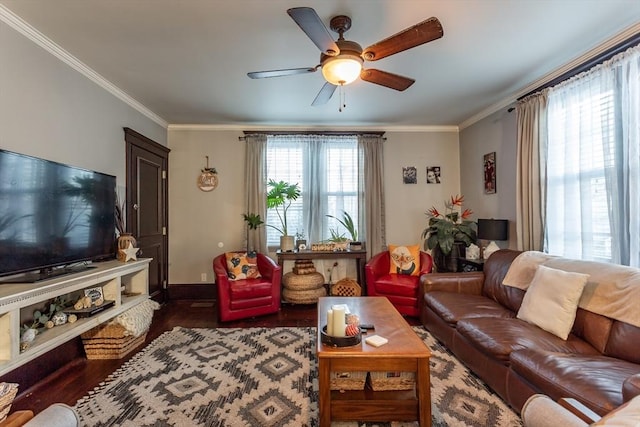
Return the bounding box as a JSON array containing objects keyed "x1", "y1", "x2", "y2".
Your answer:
[{"x1": 477, "y1": 219, "x2": 509, "y2": 259}]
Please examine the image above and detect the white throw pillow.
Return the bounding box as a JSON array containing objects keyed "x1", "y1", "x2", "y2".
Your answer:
[{"x1": 516, "y1": 265, "x2": 589, "y2": 340}]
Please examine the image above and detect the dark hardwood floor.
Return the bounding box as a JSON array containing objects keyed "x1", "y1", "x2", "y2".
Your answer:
[{"x1": 10, "y1": 300, "x2": 420, "y2": 415}]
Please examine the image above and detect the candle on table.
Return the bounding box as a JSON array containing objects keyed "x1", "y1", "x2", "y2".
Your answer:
[
  {"x1": 326, "y1": 309, "x2": 334, "y2": 336},
  {"x1": 333, "y1": 306, "x2": 346, "y2": 337}
]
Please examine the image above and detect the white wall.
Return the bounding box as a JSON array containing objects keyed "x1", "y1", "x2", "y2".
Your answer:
[
  {"x1": 384, "y1": 131, "x2": 460, "y2": 248},
  {"x1": 167, "y1": 129, "x2": 245, "y2": 284},
  {"x1": 459, "y1": 108, "x2": 518, "y2": 250},
  {"x1": 0, "y1": 20, "x2": 166, "y2": 188},
  {"x1": 167, "y1": 128, "x2": 461, "y2": 284}
]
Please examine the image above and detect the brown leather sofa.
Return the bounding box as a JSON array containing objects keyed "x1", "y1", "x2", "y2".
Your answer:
[{"x1": 421, "y1": 249, "x2": 640, "y2": 416}]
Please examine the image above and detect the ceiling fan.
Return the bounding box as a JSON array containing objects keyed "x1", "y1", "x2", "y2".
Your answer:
[{"x1": 247, "y1": 7, "x2": 444, "y2": 106}]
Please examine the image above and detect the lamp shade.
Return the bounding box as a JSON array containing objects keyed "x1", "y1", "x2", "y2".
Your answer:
[
  {"x1": 321, "y1": 54, "x2": 363, "y2": 85},
  {"x1": 477, "y1": 219, "x2": 508, "y2": 241}
]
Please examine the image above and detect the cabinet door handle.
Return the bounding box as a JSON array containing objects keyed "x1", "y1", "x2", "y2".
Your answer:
[{"x1": 133, "y1": 203, "x2": 139, "y2": 210}]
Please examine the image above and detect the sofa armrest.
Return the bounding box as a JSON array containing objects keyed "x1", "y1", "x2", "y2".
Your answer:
[
  {"x1": 23, "y1": 404, "x2": 78, "y2": 427},
  {"x1": 420, "y1": 272, "x2": 484, "y2": 295},
  {"x1": 521, "y1": 395, "x2": 588, "y2": 427},
  {"x1": 623, "y1": 373, "x2": 640, "y2": 402}
]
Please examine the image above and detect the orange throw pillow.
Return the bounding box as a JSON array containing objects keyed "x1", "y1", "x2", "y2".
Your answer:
[
  {"x1": 225, "y1": 251, "x2": 262, "y2": 280},
  {"x1": 388, "y1": 245, "x2": 421, "y2": 276}
]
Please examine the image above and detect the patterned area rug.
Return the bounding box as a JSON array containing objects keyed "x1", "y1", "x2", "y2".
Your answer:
[{"x1": 74, "y1": 327, "x2": 522, "y2": 426}]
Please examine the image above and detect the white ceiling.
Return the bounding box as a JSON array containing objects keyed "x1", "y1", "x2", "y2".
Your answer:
[{"x1": 2, "y1": 1, "x2": 640, "y2": 129}]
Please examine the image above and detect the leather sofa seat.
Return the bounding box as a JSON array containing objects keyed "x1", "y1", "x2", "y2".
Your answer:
[
  {"x1": 511, "y1": 349, "x2": 640, "y2": 415},
  {"x1": 456, "y1": 317, "x2": 600, "y2": 363},
  {"x1": 425, "y1": 291, "x2": 515, "y2": 325}
]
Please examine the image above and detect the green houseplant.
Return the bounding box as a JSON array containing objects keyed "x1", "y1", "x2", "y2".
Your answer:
[
  {"x1": 421, "y1": 194, "x2": 476, "y2": 272},
  {"x1": 266, "y1": 179, "x2": 301, "y2": 251},
  {"x1": 326, "y1": 211, "x2": 362, "y2": 250},
  {"x1": 242, "y1": 212, "x2": 264, "y2": 251}
]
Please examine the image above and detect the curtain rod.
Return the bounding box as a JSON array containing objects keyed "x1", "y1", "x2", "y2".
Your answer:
[
  {"x1": 519, "y1": 32, "x2": 640, "y2": 101},
  {"x1": 238, "y1": 130, "x2": 386, "y2": 141}
]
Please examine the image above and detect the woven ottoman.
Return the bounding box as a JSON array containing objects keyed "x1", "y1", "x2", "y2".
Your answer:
[{"x1": 282, "y1": 271, "x2": 326, "y2": 304}]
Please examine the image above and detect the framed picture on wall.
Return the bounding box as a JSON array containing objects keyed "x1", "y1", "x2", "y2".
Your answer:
[
  {"x1": 426, "y1": 166, "x2": 441, "y2": 184},
  {"x1": 402, "y1": 166, "x2": 417, "y2": 184},
  {"x1": 484, "y1": 152, "x2": 496, "y2": 194}
]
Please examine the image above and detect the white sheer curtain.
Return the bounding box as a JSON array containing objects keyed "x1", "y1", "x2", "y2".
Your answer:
[
  {"x1": 544, "y1": 45, "x2": 640, "y2": 266},
  {"x1": 265, "y1": 134, "x2": 360, "y2": 247}
]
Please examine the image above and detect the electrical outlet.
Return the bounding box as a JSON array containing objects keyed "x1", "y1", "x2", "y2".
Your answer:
[{"x1": 200, "y1": 273, "x2": 207, "y2": 282}]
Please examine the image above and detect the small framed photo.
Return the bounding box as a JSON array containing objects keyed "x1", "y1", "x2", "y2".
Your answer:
[
  {"x1": 484, "y1": 152, "x2": 496, "y2": 194},
  {"x1": 426, "y1": 166, "x2": 441, "y2": 184},
  {"x1": 402, "y1": 166, "x2": 417, "y2": 184}
]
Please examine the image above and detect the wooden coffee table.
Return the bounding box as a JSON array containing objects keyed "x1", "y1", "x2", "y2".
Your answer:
[{"x1": 317, "y1": 296, "x2": 431, "y2": 426}]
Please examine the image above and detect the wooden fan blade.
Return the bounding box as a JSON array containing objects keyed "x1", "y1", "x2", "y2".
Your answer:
[
  {"x1": 311, "y1": 82, "x2": 337, "y2": 106},
  {"x1": 362, "y1": 17, "x2": 443, "y2": 61},
  {"x1": 287, "y1": 7, "x2": 340, "y2": 56},
  {"x1": 360, "y1": 69, "x2": 415, "y2": 91},
  {"x1": 247, "y1": 67, "x2": 318, "y2": 79}
]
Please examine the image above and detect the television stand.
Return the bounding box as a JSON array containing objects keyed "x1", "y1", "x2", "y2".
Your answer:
[
  {"x1": 0, "y1": 259, "x2": 151, "y2": 376},
  {"x1": 0, "y1": 264, "x2": 97, "y2": 284}
]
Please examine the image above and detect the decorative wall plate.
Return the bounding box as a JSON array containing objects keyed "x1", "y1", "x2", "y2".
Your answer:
[{"x1": 198, "y1": 171, "x2": 218, "y2": 192}]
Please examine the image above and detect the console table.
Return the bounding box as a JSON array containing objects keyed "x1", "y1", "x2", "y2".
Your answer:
[{"x1": 276, "y1": 249, "x2": 368, "y2": 293}]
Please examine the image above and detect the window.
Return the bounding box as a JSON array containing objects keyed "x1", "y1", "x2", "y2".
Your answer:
[
  {"x1": 265, "y1": 134, "x2": 360, "y2": 248},
  {"x1": 543, "y1": 45, "x2": 640, "y2": 266}
]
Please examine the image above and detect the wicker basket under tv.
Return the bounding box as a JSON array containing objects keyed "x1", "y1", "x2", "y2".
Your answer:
[{"x1": 81, "y1": 323, "x2": 147, "y2": 360}]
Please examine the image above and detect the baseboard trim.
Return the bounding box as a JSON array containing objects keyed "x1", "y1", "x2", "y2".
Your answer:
[{"x1": 168, "y1": 283, "x2": 216, "y2": 300}]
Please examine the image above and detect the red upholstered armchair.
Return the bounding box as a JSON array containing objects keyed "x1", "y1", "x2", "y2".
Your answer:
[
  {"x1": 365, "y1": 250, "x2": 433, "y2": 317},
  {"x1": 213, "y1": 252, "x2": 282, "y2": 322}
]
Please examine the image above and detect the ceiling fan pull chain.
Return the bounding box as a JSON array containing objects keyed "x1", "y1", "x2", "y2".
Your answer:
[{"x1": 339, "y1": 84, "x2": 346, "y2": 112}]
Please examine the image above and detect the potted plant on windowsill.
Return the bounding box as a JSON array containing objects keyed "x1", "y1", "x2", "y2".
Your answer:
[
  {"x1": 326, "y1": 211, "x2": 362, "y2": 250},
  {"x1": 421, "y1": 194, "x2": 476, "y2": 272},
  {"x1": 266, "y1": 179, "x2": 301, "y2": 252}
]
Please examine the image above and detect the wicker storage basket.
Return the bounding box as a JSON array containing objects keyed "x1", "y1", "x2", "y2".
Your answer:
[
  {"x1": 330, "y1": 371, "x2": 367, "y2": 391},
  {"x1": 81, "y1": 323, "x2": 147, "y2": 360},
  {"x1": 282, "y1": 272, "x2": 324, "y2": 291},
  {"x1": 331, "y1": 278, "x2": 361, "y2": 297},
  {"x1": 0, "y1": 383, "x2": 18, "y2": 422},
  {"x1": 282, "y1": 286, "x2": 326, "y2": 304},
  {"x1": 369, "y1": 371, "x2": 416, "y2": 391}
]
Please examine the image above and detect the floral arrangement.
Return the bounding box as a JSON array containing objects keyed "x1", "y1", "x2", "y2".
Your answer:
[{"x1": 421, "y1": 194, "x2": 476, "y2": 255}]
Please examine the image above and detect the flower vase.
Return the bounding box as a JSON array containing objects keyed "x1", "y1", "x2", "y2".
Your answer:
[{"x1": 117, "y1": 233, "x2": 137, "y2": 261}]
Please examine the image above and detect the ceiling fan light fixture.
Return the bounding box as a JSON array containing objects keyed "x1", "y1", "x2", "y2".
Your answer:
[{"x1": 321, "y1": 54, "x2": 363, "y2": 85}]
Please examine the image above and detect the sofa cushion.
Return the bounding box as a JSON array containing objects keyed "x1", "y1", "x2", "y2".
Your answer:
[
  {"x1": 225, "y1": 251, "x2": 262, "y2": 281},
  {"x1": 229, "y1": 279, "x2": 273, "y2": 300},
  {"x1": 425, "y1": 291, "x2": 515, "y2": 326},
  {"x1": 510, "y1": 349, "x2": 640, "y2": 415},
  {"x1": 517, "y1": 265, "x2": 589, "y2": 340},
  {"x1": 457, "y1": 317, "x2": 599, "y2": 363},
  {"x1": 388, "y1": 244, "x2": 421, "y2": 276},
  {"x1": 372, "y1": 273, "x2": 419, "y2": 297}
]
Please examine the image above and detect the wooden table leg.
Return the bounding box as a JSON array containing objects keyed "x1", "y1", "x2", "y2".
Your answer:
[
  {"x1": 417, "y1": 358, "x2": 431, "y2": 426},
  {"x1": 318, "y1": 358, "x2": 331, "y2": 427}
]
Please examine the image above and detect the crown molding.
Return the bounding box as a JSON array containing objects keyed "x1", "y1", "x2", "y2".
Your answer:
[
  {"x1": 0, "y1": 5, "x2": 168, "y2": 129},
  {"x1": 459, "y1": 22, "x2": 640, "y2": 131},
  {"x1": 167, "y1": 123, "x2": 459, "y2": 133}
]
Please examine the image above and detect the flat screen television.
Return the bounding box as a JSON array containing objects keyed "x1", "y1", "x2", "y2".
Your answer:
[{"x1": 0, "y1": 149, "x2": 116, "y2": 282}]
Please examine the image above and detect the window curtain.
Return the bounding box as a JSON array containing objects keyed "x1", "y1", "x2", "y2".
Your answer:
[
  {"x1": 244, "y1": 134, "x2": 267, "y2": 254},
  {"x1": 515, "y1": 91, "x2": 548, "y2": 251},
  {"x1": 544, "y1": 45, "x2": 640, "y2": 265},
  {"x1": 358, "y1": 134, "x2": 386, "y2": 258}
]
